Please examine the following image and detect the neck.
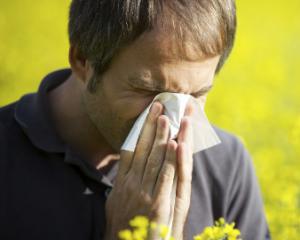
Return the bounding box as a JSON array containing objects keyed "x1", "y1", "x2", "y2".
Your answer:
[{"x1": 48, "y1": 73, "x2": 119, "y2": 170}]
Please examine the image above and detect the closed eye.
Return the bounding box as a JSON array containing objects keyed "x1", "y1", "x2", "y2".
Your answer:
[
  {"x1": 191, "y1": 85, "x2": 213, "y2": 98},
  {"x1": 134, "y1": 88, "x2": 161, "y2": 96}
]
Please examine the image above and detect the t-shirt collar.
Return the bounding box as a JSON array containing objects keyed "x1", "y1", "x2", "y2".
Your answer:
[{"x1": 14, "y1": 69, "x2": 72, "y2": 153}]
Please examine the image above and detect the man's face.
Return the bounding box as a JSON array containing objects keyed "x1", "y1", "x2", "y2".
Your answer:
[{"x1": 81, "y1": 29, "x2": 220, "y2": 151}]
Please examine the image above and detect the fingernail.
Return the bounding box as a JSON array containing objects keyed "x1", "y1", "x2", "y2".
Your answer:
[
  {"x1": 150, "y1": 102, "x2": 160, "y2": 115},
  {"x1": 159, "y1": 116, "x2": 166, "y2": 128}
]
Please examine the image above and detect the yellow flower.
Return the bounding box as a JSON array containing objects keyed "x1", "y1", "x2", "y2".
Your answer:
[
  {"x1": 216, "y1": 218, "x2": 225, "y2": 226},
  {"x1": 150, "y1": 221, "x2": 157, "y2": 230},
  {"x1": 132, "y1": 227, "x2": 148, "y2": 240},
  {"x1": 129, "y1": 216, "x2": 149, "y2": 229},
  {"x1": 193, "y1": 218, "x2": 241, "y2": 240},
  {"x1": 159, "y1": 224, "x2": 170, "y2": 239},
  {"x1": 119, "y1": 216, "x2": 241, "y2": 240},
  {"x1": 118, "y1": 229, "x2": 133, "y2": 240}
]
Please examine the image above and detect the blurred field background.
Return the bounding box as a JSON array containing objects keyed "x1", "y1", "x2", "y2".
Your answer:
[{"x1": 0, "y1": 0, "x2": 299, "y2": 239}]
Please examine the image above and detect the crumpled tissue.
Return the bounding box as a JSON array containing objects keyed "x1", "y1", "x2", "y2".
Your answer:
[{"x1": 121, "y1": 92, "x2": 221, "y2": 153}]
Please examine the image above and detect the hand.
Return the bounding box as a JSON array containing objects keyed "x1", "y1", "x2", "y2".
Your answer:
[{"x1": 105, "y1": 101, "x2": 194, "y2": 240}]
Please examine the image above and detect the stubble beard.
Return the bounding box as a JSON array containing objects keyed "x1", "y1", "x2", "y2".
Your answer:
[{"x1": 81, "y1": 91, "x2": 135, "y2": 152}]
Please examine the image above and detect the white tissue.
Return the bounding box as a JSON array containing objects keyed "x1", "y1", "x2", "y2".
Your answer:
[{"x1": 121, "y1": 92, "x2": 221, "y2": 153}]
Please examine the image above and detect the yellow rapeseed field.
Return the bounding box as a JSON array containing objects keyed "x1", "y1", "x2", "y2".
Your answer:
[{"x1": 0, "y1": 1, "x2": 299, "y2": 239}]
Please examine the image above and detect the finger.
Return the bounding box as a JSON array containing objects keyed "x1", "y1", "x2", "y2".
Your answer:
[
  {"x1": 130, "y1": 102, "x2": 163, "y2": 179},
  {"x1": 171, "y1": 107, "x2": 194, "y2": 239},
  {"x1": 172, "y1": 142, "x2": 193, "y2": 239},
  {"x1": 152, "y1": 139, "x2": 177, "y2": 203},
  {"x1": 177, "y1": 116, "x2": 193, "y2": 152},
  {"x1": 116, "y1": 150, "x2": 134, "y2": 178},
  {"x1": 142, "y1": 115, "x2": 170, "y2": 194},
  {"x1": 176, "y1": 143, "x2": 193, "y2": 203},
  {"x1": 150, "y1": 140, "x2": 177, "y2": 227}
]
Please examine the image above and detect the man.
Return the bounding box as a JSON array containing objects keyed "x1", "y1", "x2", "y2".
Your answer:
[{"x1": 0, "y1": 0, "x2": 270, "y2": 239}]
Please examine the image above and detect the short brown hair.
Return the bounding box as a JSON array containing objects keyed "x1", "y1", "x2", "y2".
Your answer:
[{"x1": 69, "y1": 0, "x2": 236, "y2": 92}]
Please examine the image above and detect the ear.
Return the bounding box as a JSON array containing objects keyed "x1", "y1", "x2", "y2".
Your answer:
[{"x1": 69, "y1": 45, "x2": 91, "y2": 83}]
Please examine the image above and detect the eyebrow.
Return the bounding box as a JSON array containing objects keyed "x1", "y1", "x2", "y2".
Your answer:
[{"x1": 128, "y1": 76, "x2": 213, "y2": 96}]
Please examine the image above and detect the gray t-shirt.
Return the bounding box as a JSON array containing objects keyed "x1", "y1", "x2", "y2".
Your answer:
[{"x1": 0, "y1": 69, "x2": 270, "y2": 240}]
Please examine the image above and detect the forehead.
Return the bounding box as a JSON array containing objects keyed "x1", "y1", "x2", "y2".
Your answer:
[
  {"x1": 130, "y1": 27, "x2": 209, "y2": 64},
  {"x1": 108, "y1": 28, "x2": 220, "y2": 93}
]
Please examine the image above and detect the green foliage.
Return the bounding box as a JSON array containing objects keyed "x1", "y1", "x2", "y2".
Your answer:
[{"x1": 1, "y1": 1, "x2": 299, "y2": 239}]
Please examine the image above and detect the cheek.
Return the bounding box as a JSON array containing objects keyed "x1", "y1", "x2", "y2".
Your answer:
[
  {"x1": 102, "y1": 78, "x2": 156, "y2": 120},
  {"x1": 114, "y1": 93, "x2": 156, "y2": 120}
]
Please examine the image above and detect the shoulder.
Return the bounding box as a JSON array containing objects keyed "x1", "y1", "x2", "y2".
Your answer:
[
  {"x1": 0, "y1": 102, "x2": 18, "y2": 137},
  {"x1": 192, "y1": 125, "x2": 254, "y2": 193},
  {"x1": 191, "y1": 127, "x2": 270, "y2": 239},
  {"x1": 211, "y1": 125, "x2": 254, "y2": 184},
  {"x1": 0, "y1": 102, "x2": 17, "y2": 125},
  {"x1": 197, "y1": 125, "x2": 251, "y2": 168},
  {"x1": 0, "y1": 102, "x2": 20, "y2": 176},
  {"x1": 0, "y1": 101, "x2": 28, "y2": 155},
  {"x1": 213, "y1": 125, "x2": 248, "y2": 157},
  {"x1": 206, "y1": 128, "x2": 269, "y2": 239}
]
